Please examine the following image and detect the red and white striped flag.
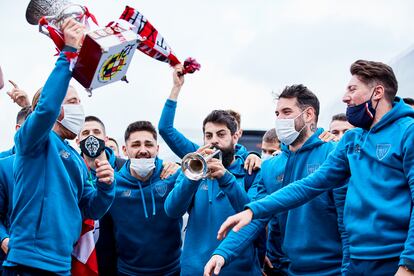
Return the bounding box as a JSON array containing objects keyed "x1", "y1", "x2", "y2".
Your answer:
[{"x1": 71, "y1": 219, "x2": 99, "y2": 276}]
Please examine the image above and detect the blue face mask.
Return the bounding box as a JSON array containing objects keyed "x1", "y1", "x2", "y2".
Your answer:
[{"x1": 346, "y1": 90, "x2": 379, "y2": 130}]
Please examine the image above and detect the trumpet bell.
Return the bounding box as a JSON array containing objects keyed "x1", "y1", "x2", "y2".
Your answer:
[
  {"x1": 181, "y1": 153, "x2": 208, "y2": 181},
  {"x1": 181, "y1": 148, "x2": 221, "y2": 181}
]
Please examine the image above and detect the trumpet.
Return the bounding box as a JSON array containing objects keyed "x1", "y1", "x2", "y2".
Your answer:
[{"x1": 181, "y1": 148, "x2": 222, "y2": 181}]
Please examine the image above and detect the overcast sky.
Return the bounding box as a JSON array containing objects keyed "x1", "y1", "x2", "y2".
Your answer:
[{"x1": 1, "y1": 0, "x2": 413, "y2": 156}]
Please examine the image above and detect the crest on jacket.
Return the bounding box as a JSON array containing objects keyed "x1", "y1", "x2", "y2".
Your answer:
[
  {"x1": 307, "y1": 163, "x2": 320, "y2": 175},
  {"x1": 154, "y1": 181, "x2": 168, "y2": 197},
  {"x1": 376, "y1": 144, "x2": 391, "y2": 160}
]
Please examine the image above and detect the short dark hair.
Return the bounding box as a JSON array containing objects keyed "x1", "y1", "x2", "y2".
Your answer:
[
  {"x1": 16, "y1": 106, "x2": 32, "y2": 125},
  {"x1": 331, "y1": 113, "x2": 348, "y2": 123},
  {"x1": 108, "y1": 137, "x2": 119, "y2": 148},
  {"x1": 124, "y1": 121, "x2": 157, "y2": 142},
  {"x1": 278, "y1": 84, "x2": 320, "y2": 122},
  {"x1": 263, "y1": 128, "x2": 279, "y2": 144},
  {"x1": 225, "y1": 109, "x2": 241, "y2": 130},
  {"x1": 403, "y1": 97, "x2": 414, "y2": 106},
  {"x1": 85, "y1": 115, "x2": 106, "y2": 134},
  {"x1": 203, "y1": 110, "x2": 237, "y2": 135},
  {"x1": 350, "y1": 60, "x2": 398, "y2": 102}
]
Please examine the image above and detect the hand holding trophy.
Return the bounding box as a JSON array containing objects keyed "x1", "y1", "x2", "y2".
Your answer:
[
  {"x1": 61, "y1": 18, "x2": 86, "y2": 50},
  {"x1": 26, "y1": 1, "x2": 200, "y2": 95},
  {"x1": 26, "y1": 0, "x2": 139, "y2": 95}
]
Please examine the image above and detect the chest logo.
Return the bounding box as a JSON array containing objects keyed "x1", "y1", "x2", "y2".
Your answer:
[
  {"x1": 307, "y1": 163, "x2": 320, "y2": 175},
  {"x1": 59, "y1": 150, "x2": 70, "y2": 159},
  {"x1": 154, "y1": 181, "x2": 168, "y2": 197},
  {"x1": 121, "y1": 190, "x2": 131, "y2": 197},
  {"x1": 376, "y1": 144, "x2": 391, "y2": 161},
  {"x1": 199, "y1": 181, "x2": 208, "y2": 191},
  {"x1": 276, "y1": 174, "x2": 284, "y2": 183}
]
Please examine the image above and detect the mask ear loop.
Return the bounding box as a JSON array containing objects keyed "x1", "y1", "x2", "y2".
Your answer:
[
  {"x1": 294, "y1": 107, "x2": 311, "y2": 133},
  {"x1": 369, "y1": 86, "x2": 381, "y2": 110}
]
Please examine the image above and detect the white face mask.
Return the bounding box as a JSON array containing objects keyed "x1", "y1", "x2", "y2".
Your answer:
[
  {"x1": 275, "y1": 110, "x2": 307, "y2": 146},
  {"x1": 130, "y1": 158, "x2": 156, "y2": 178},
  {"x1": 59, "y1": 104, "x2": 85, "y2": 135}
]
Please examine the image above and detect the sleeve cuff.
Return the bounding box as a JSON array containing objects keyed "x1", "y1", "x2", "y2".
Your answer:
[
  {"x1": 0, "y1": 232, "x2": 9, "y2": 243},
  {"x1": 62, "y1": 45, "x2": 78, "y2": 52},
  {"x1": 245, "y1": 202, "x2": 260, "y2": 219},
  {"x1": 217, "y1": 171, "x2": 235, "y2": 187},
  {"x1": 399, "y1": 258, "x2": 414, "y2": 271},
  {"x1": 212, "y1": 249, "x2": 230, "y2": 264},
  {"x1": 166, "y1": 99, "x2": 178, "y2": 106},
  {"x1": 96, "y1": 178, "x2": 116, "y2": 191}
]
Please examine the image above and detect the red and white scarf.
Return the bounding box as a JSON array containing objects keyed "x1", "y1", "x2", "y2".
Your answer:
[{"x1": 119, "y1": 6, "x2": 200, "y2": 75}]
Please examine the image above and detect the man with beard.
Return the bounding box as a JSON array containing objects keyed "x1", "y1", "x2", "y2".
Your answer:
[
  {"x1": 211, "y1": 60, "x2": 414, "y2": 276},
  {"x1": 204, "y1": 85, "x2": 349, "y2": 276},
  {"x1": 158, "y1": 65, "x2": 261, "y2": 174},
  {"x1": 165, "y1": 110, "x2": 261, "y2": 276},
  {"x1": 107, "y1": 121, "x2": 182, "y2": 275},
  {"x1": 75, "y1": 116, "x2": 179, "y2": 275}
]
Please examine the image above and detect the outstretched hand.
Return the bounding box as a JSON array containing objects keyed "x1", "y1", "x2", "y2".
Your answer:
[
  {"x1": 204, "y1": 255, "x2": 225, "y2": 276},
  {"x1": 217, "y1": 209, "x2": 253, "y2": 240}
]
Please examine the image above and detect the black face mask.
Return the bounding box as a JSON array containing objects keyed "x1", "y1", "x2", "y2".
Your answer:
[
  {"x1": 346, "y1": 90, "x2": 379, "y2": 130},
  {"x1": 80, "y1": 135, "x2": 106, "y2": 158}
]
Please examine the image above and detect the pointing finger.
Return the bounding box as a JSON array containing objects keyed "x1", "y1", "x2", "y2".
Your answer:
[{"x1": 8, "y1": 80, "x2": 18, "y2": 88}]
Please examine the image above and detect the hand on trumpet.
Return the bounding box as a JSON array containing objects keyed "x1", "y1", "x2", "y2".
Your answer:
[
  {"x1": 197, "y1": 145, "x2": 226, "y2": 180},
  {"x1": 206, "y1": 158, "x2": 226, "y2": 179}
]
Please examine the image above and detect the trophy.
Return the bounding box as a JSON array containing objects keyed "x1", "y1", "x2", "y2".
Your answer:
[{"x1": 26, "y1": 0, "x2": 140, "y2": 95}]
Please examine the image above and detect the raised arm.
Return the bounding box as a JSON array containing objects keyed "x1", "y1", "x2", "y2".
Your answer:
[
  {"x1": 14, "y1": 19, "x2": 84, "y2": 155},
  {"x1": 158, "y1": 65, "x2": 199, "y2": 159}
]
